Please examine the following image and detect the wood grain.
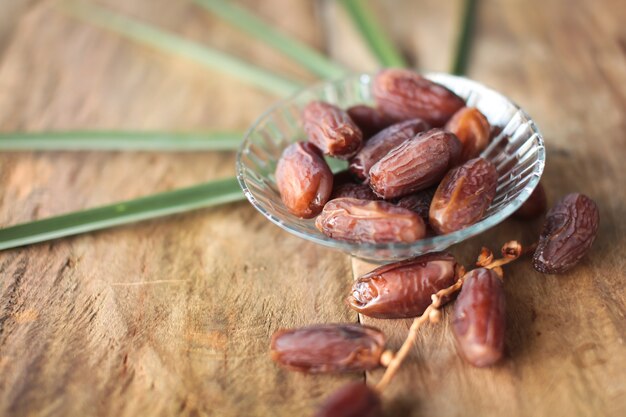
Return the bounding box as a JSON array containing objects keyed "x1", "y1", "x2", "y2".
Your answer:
[{"x1": 0, "y1": 0, "x2": 625, "y2": 416}]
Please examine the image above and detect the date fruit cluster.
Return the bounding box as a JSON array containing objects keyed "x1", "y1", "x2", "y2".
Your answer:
[{"x1": 276, "y1": 69, "x2": 499, "y2": 243}]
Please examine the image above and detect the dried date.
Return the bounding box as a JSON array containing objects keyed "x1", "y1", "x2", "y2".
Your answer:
[
  {"x1": 429, "y1": 157, "x2": 498, "y2": 234},
  {"x1": 373, "y1": 69, "x2": 465, "y2": 126},
  {"x1": 302, "y1": 101, "x2": 363, "y2": 159},
  {"x1": 313, "y1": 382, "x2": 382, "y2": 417},
  {"x1": 349, "y1": 119, "x2": 430, "y2": 181},
  {"x1": 444, "y1": 107, "x2": 491, "y2": 162},
  {"x1": 513, "y1": 182, "x2": 547, "y2": 219},
  {"x1": 348, "y1": 252, "x2": 460, "y2": 319},
  {"x1": 453, "y1": 268, "x2": 505, "y2": 367},
  {"x1": 533, "y1": 193, "x2": 599, "y2": 274},
  {"x1": 275, "y1": 142, "x2": 333, "y2": 219},
  {"x1": 369, "y1": 129, "x2": 461, "y2": 199},
  {"x1": 347, "y1": 105, "x2": 395, "y2": 139},
  {"x1": 270, "y1": 324, "x2": 385, "y2": 373},
  {"x1": 315, "y1": 198, "x2": 427, "y2": 243}
]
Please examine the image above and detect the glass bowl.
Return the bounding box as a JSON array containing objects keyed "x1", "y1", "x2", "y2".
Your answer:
[{"x1": 236, "y1": 73, "x2": 545, "y2": 262}]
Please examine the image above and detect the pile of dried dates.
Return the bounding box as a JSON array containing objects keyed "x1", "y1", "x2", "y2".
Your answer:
[
  {"x1": 276, "y1": 68, "x2": 501, "y2": 243},
  {"x1": 270, "y1": 69, "x2": 600, "y2": 417}
]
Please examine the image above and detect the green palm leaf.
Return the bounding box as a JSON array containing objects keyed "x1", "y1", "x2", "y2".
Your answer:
[
  {"x1": 0, "y1": 177, "x2": 245, "y2": 250},
  {"x1": 65, "y1": 1, "x2": 302, "y2": 96},
  {"x1": 339, "y1": 0, "x2": 407, "y2": 68},
  {"x1": 194, "y1": 0, "x2": 346, "y2": 79},
  {"x1": 0, "y1": 131, "x2": 242, "y2": 151}
]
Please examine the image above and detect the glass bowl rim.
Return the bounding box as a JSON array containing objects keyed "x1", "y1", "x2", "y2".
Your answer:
[{"x1": 236, "y1": 71, "x2": 546, "y2": 254}]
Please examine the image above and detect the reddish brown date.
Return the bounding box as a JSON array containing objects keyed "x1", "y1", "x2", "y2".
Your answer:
[
  {"x1": 373, "y1": 69, "x2": 465, "y2": 126},
  {"x1": 330, "y1": 171, "x2": 380, "y2": 201},
  {"x1": 369, "y1": 129, "x2": 461, "y2": 199},
  {"x1": 429, "y1": 157, "x2": 498, "y2": 234},
  {"x1": 302, "y1": 101, "x2": 363, "y2": 159},
  {"x1": 346, "y1": 105, "x2": 395, "y2": 139},
  {"x1": 275, "y1": 142, "x2": 333, "y2": 219},
  {"x1": 349, "y1": 119, "x2": 430, "y2": 181},
  {"x1": 453, "y1": 268, "x2": 505, "y2": 367},
  {"x1": 513, "y1": 182, "x2": 547, "y2": 219},
  {"x1": 395, "y1": 186, "x2": 438, "y2": 222},
  {"x1": 313, "y1": 382, "x2": 382, "y2": 417},
  {"x1": 270, "y1": 324, "x2": 385, "y2": 373},
  {"x1": 445, "y1": 107, "x2": 491, "y2": 162},
  {"x1": 533, "y1": 193, "x2": 599, "y2": 274},
  {"x1": 315, "y1": 198, "x2": 427, "y2": 243},
  {"x1": 348, "y1": 252, "x2": 460, "y2": 319}
]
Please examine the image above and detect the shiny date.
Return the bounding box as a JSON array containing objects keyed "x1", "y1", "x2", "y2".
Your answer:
[
  {"x1": 348, "y1": 252, "x2": 460, "y2": 319},
  {"x1": 275, "y1": 142, "x2": 333, "y2": 219},
  {"x1": 369, "y1": 129, "x2": 461, "y2": 199},
  {"x1": 313, "y1": 382, "x2": 382, "y2": 417},
  {"x1": 302, "y1": 101, "x2": 363, "y2": 159},
  {"x1": 373, "y1": 69, "x2": 465, "y2": 126},
  {"x1": 346, "y1": 104, "x2": 395, "y2": 139},
  {"x1": 453, "y1": 268, "x2": 505, "y2": 367},
  {"x1": 444, "y1": 107, "x2": 491, "y2": 162},
  {"x1": 270, "y1": 324, "x2": 385, "y2": 373},
  {"x1": 315, "y1": 198, "x2": 427, "y2": 243},
  {"x1": 533, "y1": 193, "x2": 599, "y2": 274},
  {"x1": 429, "y1": 157, "x2": 498, "y2": 234}
]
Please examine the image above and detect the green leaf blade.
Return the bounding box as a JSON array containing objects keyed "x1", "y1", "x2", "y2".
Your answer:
[
  {"x1": 0, "y1": 177, "x2": 245, "y2": 250},
  {"x1": 340, "y1": 0, "x2": 407, "y2": 68},
  {"x1": 451, "y1": 0, "x2": 478, "y2": 75},
  {"x1": 194, "y1": 0, "x2": 346, "y2": 79},
  {"x1": 65, "y1": 2, "x2": 303, "y2": 96},
  {"x1": 0, "y1": 131, "x2": 243, "y2": 151}
]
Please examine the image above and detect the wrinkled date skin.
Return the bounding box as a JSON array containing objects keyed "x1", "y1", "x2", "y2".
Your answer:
[
  {"x1": 270, "y1": 324, "x2": 385, "y2": 373},
  {"x1": 349, "y1": 119, "x2": 430, "y2": 181},
  {"x1": 373, "y1": 69, "x2": 465, "y2": 126},
  {"x1": 346, "y1": 105, "x2": 396, "y2": 139},
  {"x1": 513, "y1": 182, "x2": 547, "y2": 219},
  {"x1": 348, "y1": 252, "x2": 460, "y2": 319},
  {"x1": 313, "y1": 382, "x2": 382, "y2": 417},
  {"x1": 444, "y1": 107, "x2": 491, "y2": 162},
  {"x1": 369, "y1": 129, "x2": 461, "y2": 199},
  {"x1": 453, "y1": 268, "x2": 505, "y2": 367},
  {"x1": 396, "y1": 186, "x2": 438, "y2": 222},
  {"x1": 533, "y1": 193, "x2": 599, "y2": 274},
  {"x1": 429, "y1": 157, "x2": 498, "y2": 234},
  {"x1": 330, "y1": 171, "x2": 380, "y2": 201},
  {"x1": 315, "y1": 198, "x2": 426, "y2": 243},
  {"x1": 302, "y1": 101, "x2": 363, "y2": 159},
  {"x1": 275, "y1": 142, "x2": 333, "y2": 219}
]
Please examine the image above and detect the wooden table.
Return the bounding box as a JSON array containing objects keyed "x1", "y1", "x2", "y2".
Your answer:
[{"x1": 0, "y1": 1, "x2": 624, "y2": 416}]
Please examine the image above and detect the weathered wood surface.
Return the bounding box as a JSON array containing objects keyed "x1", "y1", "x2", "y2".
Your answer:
[{"x1": 0, "y1": 0, "x2": 624, "y2": 416}]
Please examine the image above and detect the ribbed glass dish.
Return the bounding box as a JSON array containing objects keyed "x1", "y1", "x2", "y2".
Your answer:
[{"x1": 236, "y1": 73, "x2": 545, "y2": 262}]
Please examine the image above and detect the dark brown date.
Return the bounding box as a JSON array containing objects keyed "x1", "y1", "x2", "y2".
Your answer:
[
  {"x1": 513, "y1": 182, "x2": 547, "y2": 219},
  {"x1": 315, "y1": 198, "x2": 426, "y2": 243},
  {"x1": 533, "y1": 193, "x2": 599, "y2": 274},
  {"x1": 270, "y1": 324, "x2": 385, "y2": 373},
  {"x1": 330, "y1": 171, "x2": 380, "y2": 201},
  {"x1": 302, "y1": 101, "x2": 363, "y2": 159},
  {"x1": 313, "y1": 382, "x2": 382, "y2": 417},
  {"x1": 444, "y1": 107, "x2": 491, "y2": 162},
  {"x1": 429, "y1": 157, "x2": 498, "y2": 234},
  {"x1": 346, "y1": 105, "x2": 395, "y2": 139},
  {"x1": 373, "y1": 69, "x2": 465, "y2": 126},
  {"x1": 395, "y1": 186, "x2": 438, "y2": 222},
  {"x1": 453, "y1": 268, "x2": 505, "y2": 367},
  {"x1": 275, "y1": 142, "x2": 333, "y2": 219},
  {"x1": 349, "y1": 119, "x2": 430, "y2": 181},
  {"x1": 348, "y1": 252, "x2": 460, "y2": 319},
  {"x1": 369, "y1": 129, "x2": 461, "y2": 199}
]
